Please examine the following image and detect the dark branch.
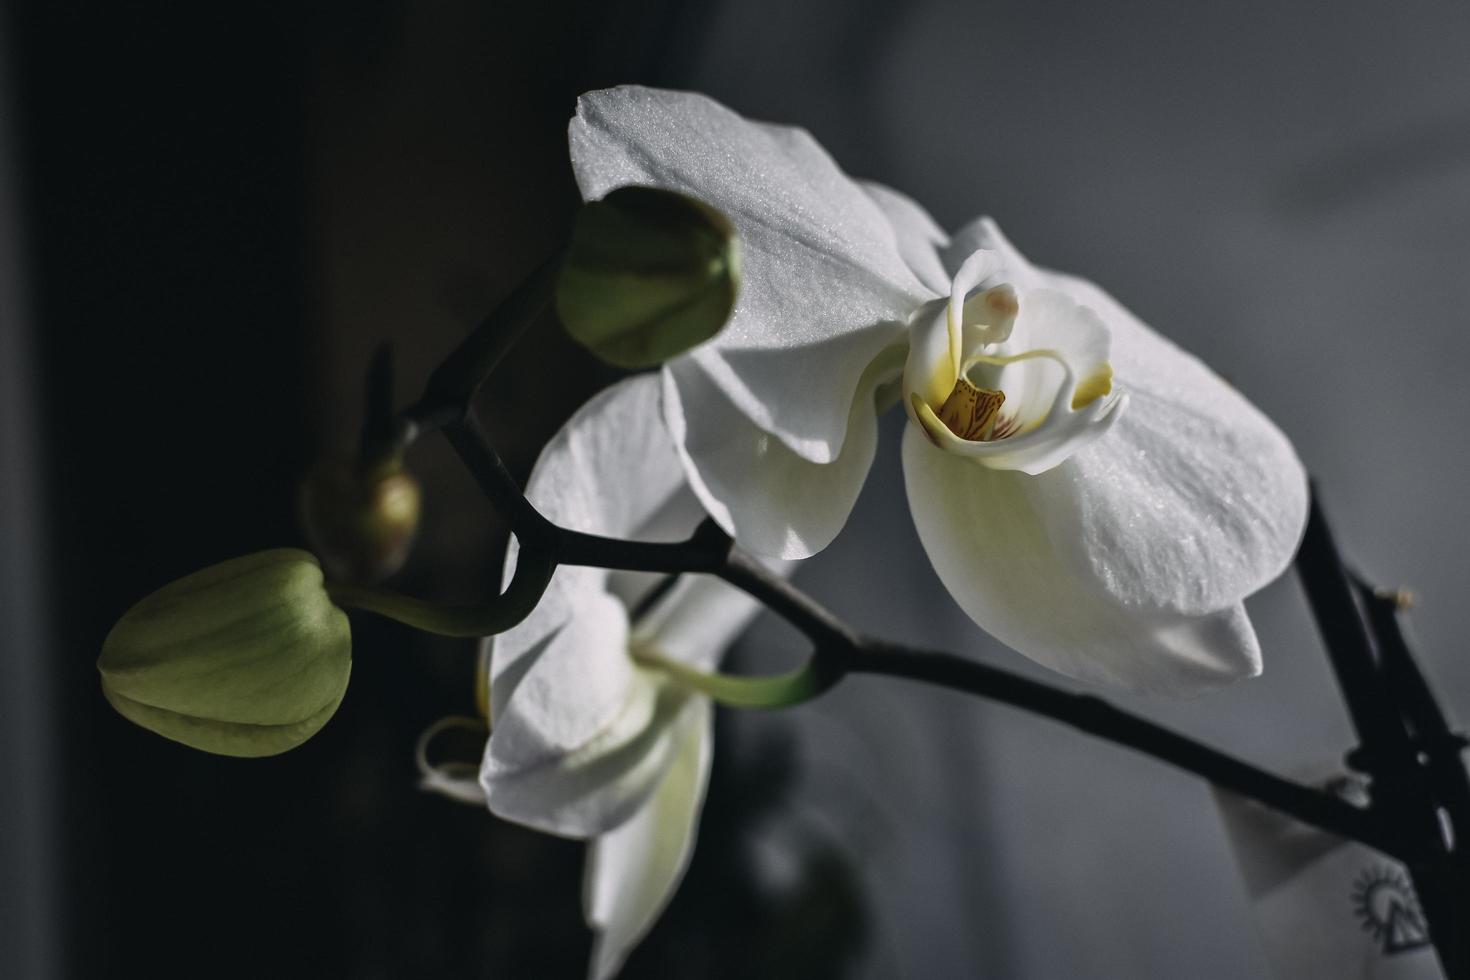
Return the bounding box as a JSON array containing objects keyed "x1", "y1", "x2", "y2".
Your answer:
[
  {"x1": 418, "y1": 254, "x2": 561, "y2": 424},
  {"x1": 558, "y1": 517, "x2": 728, "y2": 575},
  {"x1": 392, "y1": 253, "x2": 561, "y2": 454},
  {"x1": 719, "y1": 548, "x2": 858, "y2": 653},
  {"x1": 1298, "y1": 492, "x2": 1469, "y2": 978},
  {"x1": 1296, "y1": 491, "x2": 1417, "y2": 771},
  {"x1": 441, "y1": 409, "x2": 558, "y2": 549},
  {"x1": 848, "y1": 639, "x2": 1394, "y2": 852},
  {"x1": 1359, "y1": 582, "x2": 1470, "y2": 976}
]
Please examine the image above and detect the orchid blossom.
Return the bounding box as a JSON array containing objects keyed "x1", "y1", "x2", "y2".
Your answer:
[
  {"x1": 569, "y1": 85, "x2": 1308, "y2": 694},
  {"x1": 472, "y1": 375, "x2": 780, "y2": 980}
]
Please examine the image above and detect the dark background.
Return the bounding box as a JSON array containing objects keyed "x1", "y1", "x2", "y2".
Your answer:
[{"x1": 2, "y1": 0, "x2": 1468, "y2": 977}]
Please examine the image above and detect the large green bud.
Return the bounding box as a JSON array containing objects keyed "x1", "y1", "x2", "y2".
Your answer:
[
  {"x1": 557, "y1": 185, "x2": 740, "y2": 369},
  {"x1": 98, "y1": 549, "x2": 352, "y2": 758}
]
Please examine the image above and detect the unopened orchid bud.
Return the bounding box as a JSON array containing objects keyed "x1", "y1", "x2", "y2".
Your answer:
[
  {"x1": 299, "y1": 457, "x2": 422, "y2": 584},
  {"x1": 557, "y1": 185, "x2": 740, "y2": 368},
  {"x1": 98, "y1": 549, "x2": 352, "y2": 757}
]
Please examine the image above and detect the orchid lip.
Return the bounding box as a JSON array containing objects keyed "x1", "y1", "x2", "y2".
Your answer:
[
  {"x1": 903, "y1": 269, "x2": 1126, "y2": 474},
  {"x1": 951, "y1": 347, "x2": 1078, "y2": 441}
]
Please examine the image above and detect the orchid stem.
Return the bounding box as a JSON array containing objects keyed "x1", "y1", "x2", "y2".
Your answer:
[
  {"x1": 1297, "y1": 492, "x2": 1470, "y2": 979},
  {"x1": 327, "y1": 545, "x2": 554, "y2": 638},
  {"x1": 634, "y1": 650, "x2": 839, "y2": 709},
  {"x1": 848, "y1": 639, "x2": 1393, "y2": 851},
  {"x1": 394, "y1": 252, "x2": 561, "y2": 452}
]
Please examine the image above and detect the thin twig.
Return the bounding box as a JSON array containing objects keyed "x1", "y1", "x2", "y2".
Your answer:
[
  {"x1": 848, "y1": 640, "x2": 1394, "y2": 853},
  {"x1": 417, "y1": 256, "x2": 561, "y2": 425},
  {"x1": 328, "y1": 544, "x2": 555, "y2": 638}
]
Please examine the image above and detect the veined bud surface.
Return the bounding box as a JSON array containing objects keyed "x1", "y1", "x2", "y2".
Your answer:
[{"x1": 98, "y1": 549, "x2": 352, "y2": 757}]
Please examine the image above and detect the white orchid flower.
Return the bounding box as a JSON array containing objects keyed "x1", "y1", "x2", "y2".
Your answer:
[
  {"x1": 569, "y1": 85, "x2": 1308, "y2": 694},
  {"x1": 478, "y1": 374, "x2": 780, "y2": 980}
]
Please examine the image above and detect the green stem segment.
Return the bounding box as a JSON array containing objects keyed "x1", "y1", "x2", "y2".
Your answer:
[
  {"x1": 632, "y1": 649, "x2": 835, "y2": 709},
  {"x1": 327, "y1": 545, "x2": 555, "y2": 638}
]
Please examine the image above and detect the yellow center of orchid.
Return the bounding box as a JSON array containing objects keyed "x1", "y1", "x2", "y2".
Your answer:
[
  {"x1": 936, "y1": 378, "x2": 1009, "y2": 441},
  {"x1": 902, "y1": 268, "x2": 1126, "y2": 474}
]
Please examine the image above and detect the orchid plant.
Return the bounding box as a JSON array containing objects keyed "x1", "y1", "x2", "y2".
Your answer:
[{"x1": 97, "y1": 86, "x2": 1469, "y2": 979}]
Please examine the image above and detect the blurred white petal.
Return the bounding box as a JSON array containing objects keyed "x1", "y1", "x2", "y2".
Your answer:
[
  {"x1": 485, "y1": 673, "x2": 695, "y2": 838},
  {"x1": 487, "y1": 375, "x2": 683, "y2": 754},
  {"x1": 584, "y1": 698, "x2": 713, "y2": 980},
  {"x1": 484, "y1": 374, "x2": 704, "y2": 837},
  {"x1": 488, "y1": 590, "x2": 634, "y2": 772}
]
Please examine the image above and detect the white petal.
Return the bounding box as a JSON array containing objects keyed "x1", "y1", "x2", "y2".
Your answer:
[
  {"x1": 584, "y1": 698, "x2": 713, "y2": 980},
  {"x1": 1032, "y1": 273, "x2": 1309, "y2": 616},
  {"x1": 901, "y1": 252, "x2": 1010, "y2": 421},
  {"x1": 947, "y1": 249, "x2": 1011, "y2": 356},
  {"x1": 487, "y1": 591, "x2": 635, "y2": 771},
  {"x1": 632, "y1": 566, "x2": 789, "y2": 673},
  {"x1": 1003, "y1": 288, "x2": 1111, "y2": 389},
  {"x1": 941, "y1": 216, "x2": 1046, "y2": 291},
  {"x1": 571, "y1": 85, "x2": 933, "y2": 463},
  {"x1": 483, "y1": 673, "x2": 694, "y2": 838},
  {"x1": 662, "y1": 347, "x2": 901, "y2": 559},
  {"x1": 901, "y1": 295, "x2": 955, "y2": 413},
  {"x1": 932, "y1": 220, "x2": 1308, "y2": 614},
  {"x1": 489, "y1": 374, "x2": 684, "y2": 738},
  {"x1": 903, "y1": 425, "x2": 1261, "y2": 694},
  {"x1": 861, "y1": 181, "x2": 951, "y2": 295},
  {"x1": 483, "y1": 374, "x2": 702, "y2": 837},
  {"x1": 519, "y1": 372, "x2": 685, "y2": 543}
]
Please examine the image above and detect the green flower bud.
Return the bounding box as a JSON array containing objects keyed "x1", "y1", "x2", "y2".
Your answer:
[
  {"x1": 98, "y1": 549, "x2": 352, "y2": 758},
  {"x1": 298, "y1": 457, "x2": 422, "y2": 584},
  {"x1": 557, "y1": 185, "x2": 740, "y2": 369}
]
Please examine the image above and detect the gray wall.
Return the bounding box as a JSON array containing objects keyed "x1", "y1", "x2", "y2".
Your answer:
[{"x1": 693, "y1": 1, "x2": 1470, "y2": 977}]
